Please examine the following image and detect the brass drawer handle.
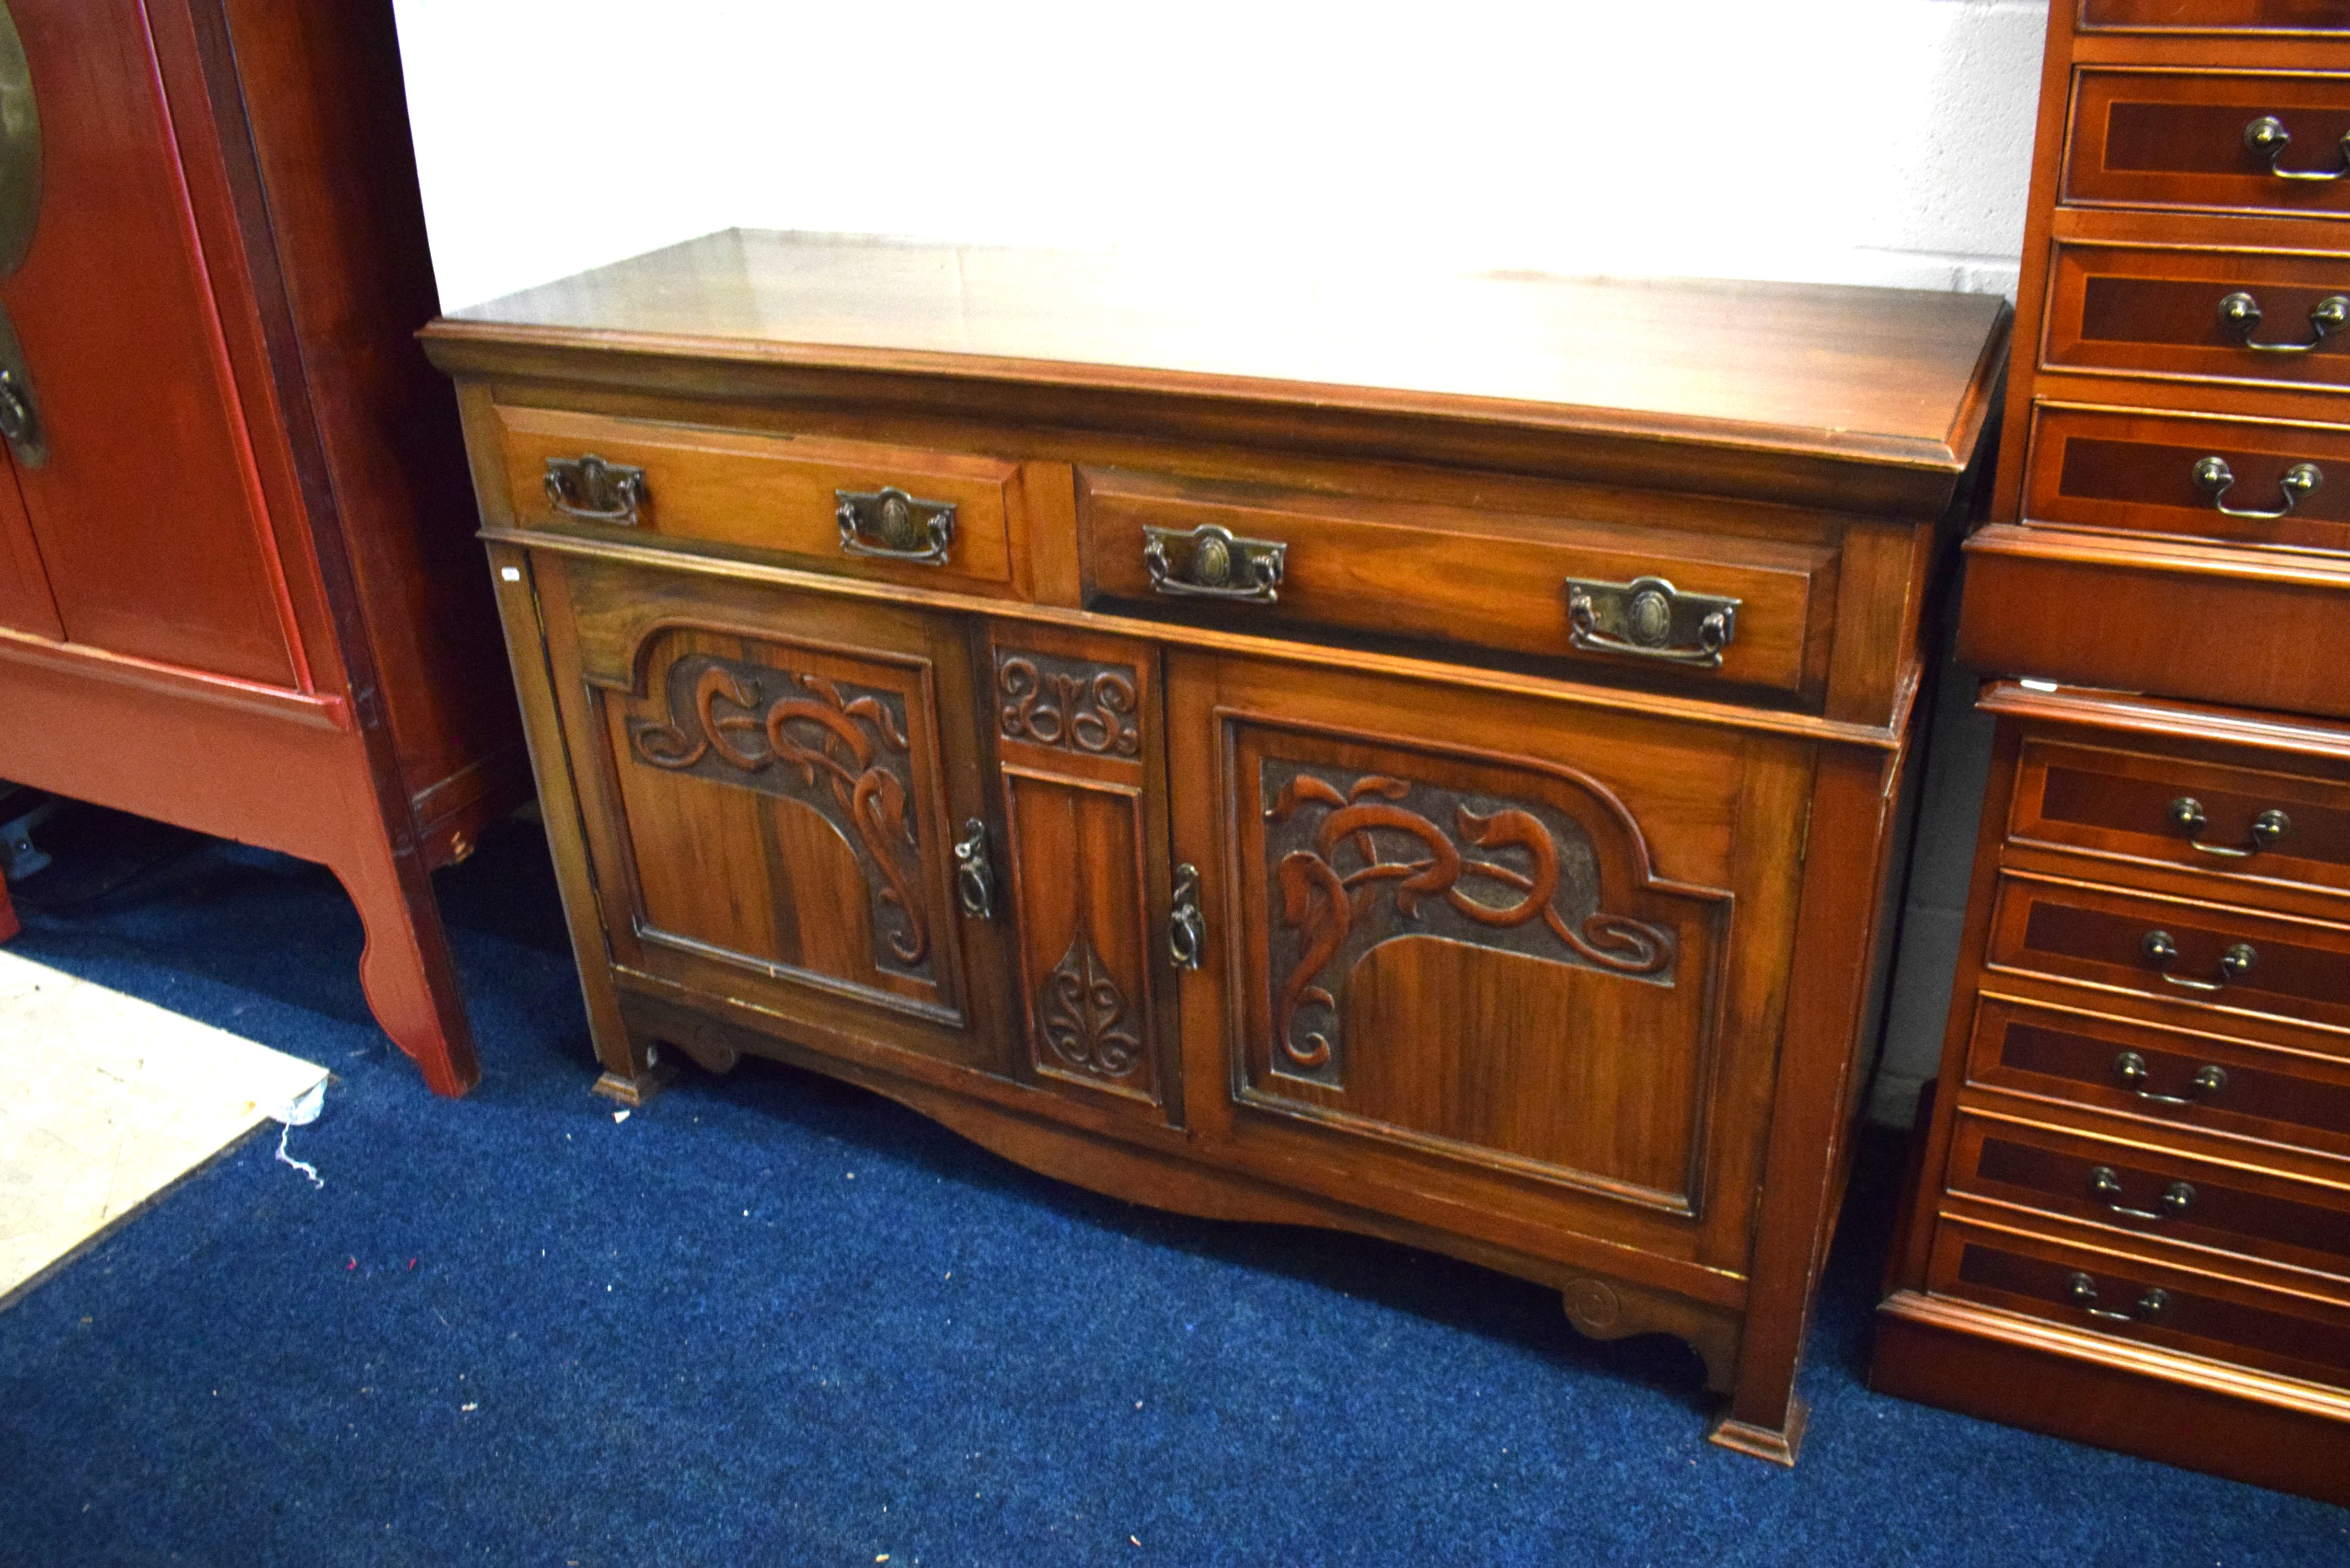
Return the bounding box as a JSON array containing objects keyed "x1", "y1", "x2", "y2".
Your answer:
[
  {"x1": 2087, "y1": 1164, "x2": 2196, "y2": 1222},
  {"x1": 2066, "y1": 1271, "x2": 2171, "y2": 1324},
  {"x1": 2168, "y1": 797, "x2": 2290, "y2": 859},
  {"x1": 2245, "y1": 115, "x2": 2350, "y2": 182},
  {"x1": 544, "y1": 454, "x2": 647, "y2": 525},
  {"x1": 1168, "y1": 863, "x2": 1205, "y2": 971},
  {"x1": 1143, "y1": 524, "x2": 1285, "y2": 603},
  {"x1": 2140, "y1": 929, "x2": 2257, "y2": 992},
  {"x1": 2218, "y1": 291, "x2": 2349, "y2": 355},
  {"x1": 1563, "y1": 575, "x2": 1740, "y2": 668},
  {"x1": 2192, "y1": 455, "x2": 2321, "y2": 520},
  {"x1": 2112, "y1": 1050, "x2": 2228, "y2": 1108},
  {"x1": 837, "y1": 486, "x2": 955, "y2": 564},
  {"x1": 953, "y1": 818, "x2": 995, "y2": 919}
]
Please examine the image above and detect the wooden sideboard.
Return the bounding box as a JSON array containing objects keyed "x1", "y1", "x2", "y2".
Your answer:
[
  {"x1": 0, "y1": 0, "x2": 524, "y2": 1096},
  {"x1": 1871, "y1": 0, "x2": 2350, "y2": 1504},
  {"x1": 424, "y1": 232, "x2": 2007, "y2": 1461}
]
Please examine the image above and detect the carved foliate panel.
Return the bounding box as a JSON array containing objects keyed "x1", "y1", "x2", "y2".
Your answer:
[
  {"x1": 1261, "y1": 760, "x2": 1676, "y2": 1088},
  {"x1": 996, "y1": 649, "x2": 1143, "y2": 757},
  {"x1": 1002, "y1": 765, "x2": 1167, "y2": 1110},
  {"x1": 1038, "y1": 924, "x2": 1145, "y2": 1082},
  {"x1": 628, "y1": 650, "x2": 933, "y2": 981}
]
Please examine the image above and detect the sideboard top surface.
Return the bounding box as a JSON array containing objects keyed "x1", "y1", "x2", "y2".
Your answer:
[{"x1": 430, "y1": 229, "x2": 2009, "y2": 490}]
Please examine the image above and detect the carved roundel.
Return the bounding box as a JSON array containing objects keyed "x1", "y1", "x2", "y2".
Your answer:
[{"x1": 1563, "y1": 1277, "x2": 1623, "y2": 1335}]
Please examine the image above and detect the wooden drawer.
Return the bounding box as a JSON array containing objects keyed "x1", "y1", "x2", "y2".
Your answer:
[
  {"x1": 1987, "y1": 869, "x2": 2350, "y2": 1035},
  {"x1": 2022, "y1": 404, "x2": 2350, "y2": 554},
  {"x1": 1929, "y1": 1215, "x2": 2350, "y2": 1387},
  {"x1": 2066, "y1": 70, "x2": 2350, "y2": 220},
  {"x1": 1076, "y1": 468, "x2": 1835, "y2": 696},
  {"x1": 1950, "y1": 1107, "x2": 2350, "y2": 1279},
  {"x1": 492, "y1": 406, "x2": 1036, "y2": 596},
  {"x1": 1956, "y1": 523, "x2": 2350, "y2": 721},
  {"x1": 2012, "y1": 733, "x2": 2350, "y2": 897},
  {"x1": 2079, "y1": 0, "x2": 2350, "y2": 31},
  {"x1": 1966, "y1": 993, "x2": 2350, "y2": 1160},
  {"x1": 2043, "y1": 241, "x2": 2350, "y2": 394}
]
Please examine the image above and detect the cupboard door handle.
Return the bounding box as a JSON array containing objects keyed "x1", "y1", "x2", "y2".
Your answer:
[
  {"x1": 1142, "y1": 524, "x2": 1285, "y2": 602},
  {"x1": 1168, "y1": 863, "x2": 1205, "y2": 971},
  {"x1": 2168, "y1": 797, "x2": 2291, "y2": 859},
  {"x1": 2140, "y1": 930, "x2": 2256, "y2": 991},
  {"x1": 953, "y1": 818, "x2": 995, "y2": 919},
  {"x1": 544, "y1": 454, "x2": 647, "y2": 525},
  {"x1": 837, "y1": 486, "x2": 955, "y2": 564},
  {"x1": 1564, "y1": 575, "x2": 1739, "y2": 667},
  {"x1": 2192, "y1": 456, "x2": 2322, "y2": 520},
  {"x1": 2066, "y1": 1271, "x2": 2171, "y2": 1324},
  {"x1": 2244, "y1": 116, "x2": 2350, "y2": 182},
  {"x1": 2112, "y1": 1050, "x2": 2228, "y2": 1108},
  {"x1": 2087, "y1": 1165, "x2": 2196, "y2": 1221},
  {"x1": 2218, "y1": 291, "x2": 2349, "y2": 354}
]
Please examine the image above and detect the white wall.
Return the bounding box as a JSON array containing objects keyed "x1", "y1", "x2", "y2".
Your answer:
[{"x1": 395, "y1": 0, "x2": 2048, "y2": 313}]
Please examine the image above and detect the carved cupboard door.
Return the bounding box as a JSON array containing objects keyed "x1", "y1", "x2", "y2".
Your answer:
[
  {"x1": 533, "y1": 556, "x2": 1016, "y2": 1069},
  {"x1": 1166, "y1": 653, "x2": 1814, "y2": 1281},
  {"x1": 984, "y1": 624, "x2": 1181, "y2": 1121}
]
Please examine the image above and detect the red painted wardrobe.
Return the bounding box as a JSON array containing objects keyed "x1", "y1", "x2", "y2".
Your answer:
[{"x1": 0, "y1": 0, "x2": 522, "y2": 1093}]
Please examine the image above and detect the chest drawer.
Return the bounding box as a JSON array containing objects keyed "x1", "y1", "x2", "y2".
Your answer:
[
  {"x1": 1966, "y1": 994, "x2": 2350, "y2": 1160},
  {"x1": 493, "y1": 406, "x2": 1039, "y2": 596},
  {"x1": 1076, "y1": 467, "x2": 1836, "y2": 697},
  {"x1": 2067, "y1": 71, "x2": 2350, "y2": 220},
  {"x1": 1987, "y1": 870, "x2": 2350, "y2": 1036},
  {"x1": 2079, "y1": 0, "x2": 2350, "y2": 30},
  {"x1": 1950, "y1": 1108, "x2": 2350, "y2": 1279},
  {"x1": 1929, "y1": 1216, "x2": 2350, "y2": 1387},
  {"x1": 2043, "y1": 242, "x2": 2350, "y2": 393},
  {"x1": 2022, "y1": 405, "x2": 2350, "y2": 553},
  {"x1": 2013, "y1": 734, "x2": 2350, "y2": 898}
]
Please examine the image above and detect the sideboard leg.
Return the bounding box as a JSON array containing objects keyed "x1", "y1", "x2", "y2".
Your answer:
[
  {"x1": 0, "y1": 868, "x2": 17, "y2": 943},
  {"x1": 332, "y1": 832, "x2": 480, "y2": 1099},
  {"x1": 1708, "y1": 1396, "x2": 1810, "y2": 1467},
  {"x1": 592, "y1": 1056, "x2": 676, "y2": 1108}
]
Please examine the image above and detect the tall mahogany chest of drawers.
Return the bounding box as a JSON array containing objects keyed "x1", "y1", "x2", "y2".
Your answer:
[
  {"x1": 424, "y1": 233, "x2": 2007, "y2": 1462},
  {"x1": 1871, "y1": 0, "x2": 2350, "y2": 1504}
]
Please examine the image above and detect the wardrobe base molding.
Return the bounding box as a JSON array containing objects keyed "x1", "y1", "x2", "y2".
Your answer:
[
  {"x1": 1874, "y1": 1290, "x2": 2350, "y2": 1506},
  {"x1": 0, "y1": 635, "x2": 483, "y2": 1095}
]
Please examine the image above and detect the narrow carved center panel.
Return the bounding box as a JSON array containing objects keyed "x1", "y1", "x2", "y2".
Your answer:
[
  {"x1": 1262, "y1": 760, "x2": 1676, "y2": 1086},
  {"x1": 997, "y1": 649, "x2": 1142, "y2": 756},
  {"x1": 1038, "y1": 923, "x2": 1144, "y2": 1082},
  {"x1": 628, "y1": 651, "x2": 932, "y2": 978}
]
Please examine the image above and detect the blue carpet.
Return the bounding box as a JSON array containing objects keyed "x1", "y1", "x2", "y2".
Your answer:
[{"x1": 0, "y1": 821, "x2": 2343, "y2": 1568}]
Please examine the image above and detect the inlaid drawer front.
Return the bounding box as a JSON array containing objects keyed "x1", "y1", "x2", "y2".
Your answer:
[
  {"x1": 1966, "y1": 994, "x2": 2350, "y2": 1159},
  {"x1": 2079, "y1": 0, "x2": 2350, "y2": 30},
  {"x1": 493, "y1": 405, "x2": 1031, "y2": 593},
  {"x1": 2044, "y1": 243, "x2": 2350, "y2": 392},
  {"x1": 1929, "y1": 1217, "x2": 2350, "y2": 1387},
  {"x1": 2022, "y1": 405, "x2": 2350, "y2": 553},
  {"x1": 1076, "y1": 467, "x2": 1834, "y2": 695},
  {"x1": 2067, "y1": 71, "x2": 2350, "y2": 219},
  {"x1": 2012, "y1": 735, "x2": 2350, "y2": 896},
  {"x1": 1986, "y1": 871, "x2": 2350, "y2": 1035},
  {"x1": 1950, "y1": 1109, "x2": 2350, "y2": 1278}
]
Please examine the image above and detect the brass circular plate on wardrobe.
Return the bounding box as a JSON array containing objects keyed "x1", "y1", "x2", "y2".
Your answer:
[{"x1": 0, "y1": 3, "x2": 40, "y2": 279}]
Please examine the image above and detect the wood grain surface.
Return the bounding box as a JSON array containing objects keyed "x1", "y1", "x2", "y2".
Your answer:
[{"x1": 434, "y1": 229, "x2": 2007, "y2": 483}]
